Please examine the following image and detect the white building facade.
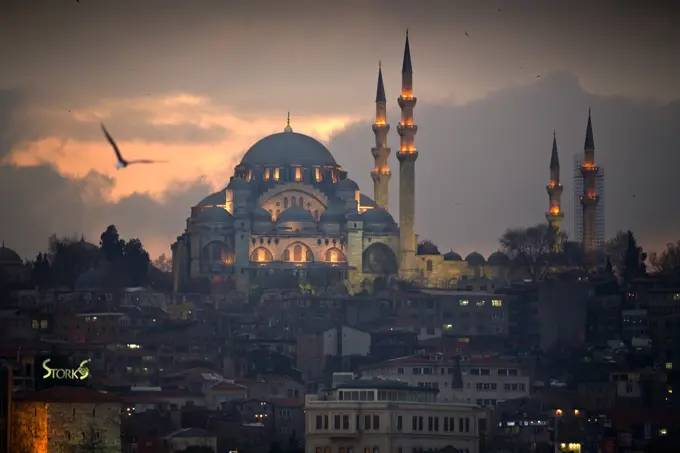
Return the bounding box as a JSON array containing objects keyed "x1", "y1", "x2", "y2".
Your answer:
[{"x1": 305, "y1": 379, "x2": 488, "y2": 453}]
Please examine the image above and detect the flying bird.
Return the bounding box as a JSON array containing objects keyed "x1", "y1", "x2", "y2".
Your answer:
[
  {"x1": 101, "y1": 123, "x2": 167, "y2": 169},
  {"x1": 536, "y1": 74, "x2": 541, "y2": 78},
  {"x1": 465, "y1": 31, "x2": 469, "y2": 37}
]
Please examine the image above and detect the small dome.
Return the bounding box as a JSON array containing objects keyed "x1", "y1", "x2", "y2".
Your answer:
[
  {"x1": 0, "y1": 244, "x2": 21, "y2": 264},
  {"x1": 337, "y1": 178, "x2": 359, "y2": 191},
  {"x1": 197, "y1": 190, "x2": 226, "y2": 207},
  {"x1": 252, "y1": 205, "x2": 272, "y2": 222},
  {"x1": 465, "y1": 252, "x2": 486, "y2": 265},
  {"x1": 277, "y1": 205, "x2": 316, "y2": 223},
  {"x1": 196, "y1": 206, "x2": 234, "y2": 223},
  {"x1": 360, "y1": 207, "x2": 395, "y2": 224},
  {"x1": 443, "y1": 250, "x2": 462, "y2": 261},
  {"x1": 417, "y1": 241, "x2": 441, "y2": 256},
  {"x1": 227, "y1": 177, "x2": 250, "y2": 191},
  {"x1": 320, "y1": 197, "x2": 346, "y2": 223},
  {"x1": 488, "y1": 251, "x2": 510, "y2": 265},
  {"x1": 74, "y1": 268, "x2": 108, "y2": 291}
]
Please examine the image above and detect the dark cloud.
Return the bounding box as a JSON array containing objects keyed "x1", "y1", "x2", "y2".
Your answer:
[
  {"x1": 328, "y1": 72, "x2": 679, "y2": 256},
  {"x1": 1, "y1": 72, "x2": 677, "y2": 262},
  {"x1": 0, "y1": 88, "x2": 27, "y2": 157},
  {"x1": 0, "y1": 159, "x2": 213, "y2": 260}
]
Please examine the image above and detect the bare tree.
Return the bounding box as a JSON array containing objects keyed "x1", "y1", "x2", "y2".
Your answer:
[
  {"x1": 605, "y1": 230, "x2": 629, "y2": 281},
  {"x1": 499, "y1": 223, "x2": 562, "y2": 280},
  {"x1": 153, "y1": 253, "x2": 173, "y2": 273},
  {"x1": 649, "y1": 239, "x2": 680, "y2": 284}
]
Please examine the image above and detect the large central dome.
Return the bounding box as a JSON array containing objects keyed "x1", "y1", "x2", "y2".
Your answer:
[{"x1": 240, "y1": 131, "x2": 338, "y2": 167}]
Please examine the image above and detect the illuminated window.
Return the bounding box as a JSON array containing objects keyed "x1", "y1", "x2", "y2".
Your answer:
[
  {"x1": 476, "y1": 300, "x2": 486, "y2": 307},
  {"x1": 315, "y1": 167, "x2": 322, "y2": 182},
  {"x1": 273, "y1": 168, "x2": 280, "y2": 181},
  {"x1": 295, "y1": 167, "x2": 302, "y2": 182},
  {"x1": 666, "y1": 362, "x2": 673, "y2": 370},
  {"x1": 460, "y1": 300, "x2": 469, "y2": 306},
  {"x1": 492, "y1": 299, "x2": 502, "y2": 307},
  {"x1": 331, "y1": 170, "x2": 338, "y2": 183},
  {"x1": 247, "y1": 170, "x2": 252, "y2": 182},
  {"x1": 264, "y1": 168, "x2": 271, "y2": 180},
  {"x1": 293, "y1": 245, "x2": 302, "y2": 262},
  {"x1": 40, "y1": 320, "x2": 48, "y2": 329},
  {"x1": 31, "y1": 320, "x2": 39, "y2": 329}
]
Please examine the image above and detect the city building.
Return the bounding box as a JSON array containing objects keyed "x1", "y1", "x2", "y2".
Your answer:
[
  {"x1": 10, "y1": 387, "x2": 122, "y2": 453},
  {"x1": 305, "y1": 377, "x2": 488, "y2": 453}
]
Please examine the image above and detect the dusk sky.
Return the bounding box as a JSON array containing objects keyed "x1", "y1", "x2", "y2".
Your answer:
[{"x1": 1, "y1": 0, "x2": 679, "y2": 260}]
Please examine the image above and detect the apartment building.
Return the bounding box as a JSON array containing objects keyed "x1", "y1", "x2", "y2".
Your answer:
[{"x1": 305, "y1": 378, "x2": 487, "y2": 453}]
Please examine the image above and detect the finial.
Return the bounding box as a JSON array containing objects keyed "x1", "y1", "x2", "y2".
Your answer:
[
  {"x1": 406, "y1": 28, "x2": 409, "y2": 37},
  {"x1": 379, "y1": 60, "x2": 381, "y2": 69},
  {"x1": 284, "y1": 112, "x2": 292, "y2": 133},
  {"x1": 553, "y1": 129, "x2": 556, "y2": 139}
]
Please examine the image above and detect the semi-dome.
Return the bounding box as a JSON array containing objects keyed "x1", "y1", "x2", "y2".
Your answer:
[
  {"x1": 320, "y1": 197, "x2": 346, "y2": 223},
  {"x1": 488, "y1": 251, "x2": 510, "y2": 265},
  {"x1": 337, "y1": 178, "x2": 359, "y2": 191},
  {"x1": 196, "y1": 206, "x2": 234, "y2": 223},
  {"x1": 240, "y1": 131, "x2": 337, "y2": 167},
  {"x1": 0, "y1": 244, "x2": 21, "y2": 264},
  {"x1": 417, "y1": 241, "x2": 440, "y2": 256},
  {"x1": 444, "y1": 250, "x2": 462, "y2": 261},
  {"x1": 252, "y1": 205, "x2": 273, "y2": 222},
  {"x1": 465, "y1": 251, "x2": 486, "y2": 265},
  {"x1": 277, "y1": 205, "x2": 316, "y2": 223},
  {"x1": 197, "y1": 190, "x2": 226, "y2": 207},
  {"x1": 360, "y1": 207, "x2": 395, "y2": 224},
  {"x1": 227, "y1": 177, "x2": 250, "y2": 191}
]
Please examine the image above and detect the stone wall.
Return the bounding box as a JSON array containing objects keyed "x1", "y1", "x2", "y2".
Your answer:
[
  {"x1": 11, "y1": 402, "x2": 48, "y2": 453},
  {"x1": 46, "y1": 402, "x2": 121, "y2": 453}
]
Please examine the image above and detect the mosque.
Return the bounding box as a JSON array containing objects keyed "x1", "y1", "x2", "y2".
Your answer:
[{"x1": 169, "y1": 32, "x2": 514, "y2": 294}]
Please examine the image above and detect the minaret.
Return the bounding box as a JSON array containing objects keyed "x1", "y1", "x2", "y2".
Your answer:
[
  {"x1": 546, "y1": 131, "x2": 564, "y2": 251},
  {"x1": 284, "y1": 111, "x2": 293, "y2": 133},
  {"x1": 579, "y1": 108, "x2": 600, "y2": 256},
  {"x1": 371, "y1": 62, "x2": 391, "y2": 210},
  {"x1": 396, "y1": 30, "x2": 418, "y2": 278}
]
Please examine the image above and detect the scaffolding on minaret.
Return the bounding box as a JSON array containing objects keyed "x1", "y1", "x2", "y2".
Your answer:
[{"x1": 573, "y1": 154, "x2": 605, "y2": 249}]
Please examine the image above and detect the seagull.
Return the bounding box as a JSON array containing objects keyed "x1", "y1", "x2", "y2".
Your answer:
[
  {"x1": 536, "y1": 75, "x2": 541, "y2": 78},
  {"x1": 465, "y1": 31, "x2": 469, "y2": 37},
  {"x1": 101, "y1": 123, "x2": 167, "y2": 169}
]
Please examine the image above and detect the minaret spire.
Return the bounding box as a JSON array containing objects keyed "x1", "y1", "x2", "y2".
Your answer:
[
  {"x1": 546, "y1": 132, "x2": 564, "y2": 251},
  {"x1": 396, "y1": 29, "x2": 419, "y2": 279},
  {"x1": 371, "y1": 61, "x2": 391, "y2": 210},
  {"x1": 580, "y1": 107, "x2": 601, "y2": 260}
]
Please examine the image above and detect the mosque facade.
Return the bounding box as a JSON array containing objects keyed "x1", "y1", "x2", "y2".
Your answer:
[{"x1": 169, "y1": 33, "x2": 516, "y2": 294}]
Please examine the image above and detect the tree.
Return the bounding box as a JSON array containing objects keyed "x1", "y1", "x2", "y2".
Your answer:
[
  {"x1": 499, "y1": 223, "x2": 561, "y2": 280},
  {"x1": 122, "y1": 238, "x2": 150, "y2": 286},
  {"x1": 49, "y1": 236, "x2": 101, "y2": 289},
  {"x1": 99, "y1": 225, "x2": 124, "y2": 262},
  {"x1": 31, "y1": 252, "x2": 52, "y2": 289},
  {"x1": 605, "y1": 230, "x2": 629, "y2": 281},
  {"x1": 620, "y1": 230, "x2": 647, "y2": 286},
  {"x1": 649, "y1": 239, "x2": 680, "y2": 284},
  {"x1": 153, "y1": 253, "x2": 173, "y2": 273}
]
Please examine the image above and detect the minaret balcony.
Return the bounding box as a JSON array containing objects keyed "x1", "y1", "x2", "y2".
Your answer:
[
  {"x1": 579, "y1": 195, "x2": 600, "y2": 205},
  {"x1": 398, "y1": 96, "x2": 417, "y2": 108},
  {"x1": 396, "y1": 150, "x2": 419, "y2": 162},
  {"x1": 580, "y1": 165, "x2": 599, "y2": 176}
]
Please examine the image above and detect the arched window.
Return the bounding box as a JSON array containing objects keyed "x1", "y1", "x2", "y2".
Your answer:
[
  {"x1": 293, "y1": 244, "x2": 302, "y2": 262},
  {"x1": 250, "y1": 247, "x2": 273, "y2": 262},
  {"x1": 283, "y1": 197, "x2": 288, "y2": 209},
  {"x1": 291, "y1": 197, "x2": 297, "y2": 207},
  {"x1": 283, "y1": 249, "x2": 290, "y2": 261},
  {"x1": 275, "y1": 209, "x2": 280, "y2": 219},
  {"x1": 323, "y1": 248, "x2": 346, "y2": 262},
  {"x1": 300, "y1": 197, "x2": 304, "y2": 207},
  {"x1": 314, "y1": 210, "x2": 319, "y2": 220},
  {"x1": 306, "y1": 249, "x2": 314, "y2": 262},
  {"x1": 426, "y1": 260, "x2": 433, "y2": 272}
]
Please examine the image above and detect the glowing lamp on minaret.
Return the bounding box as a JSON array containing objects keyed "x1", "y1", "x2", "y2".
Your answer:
[
  {"x1": 396, "y1": 29, "x2": 419, "y2": 278},
  {"x1": 370, "y1": 60, "x2": 391, "y2": 211},
  {"x1": 546, "y1": 131, "x2": 564, "y2": 251}
]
